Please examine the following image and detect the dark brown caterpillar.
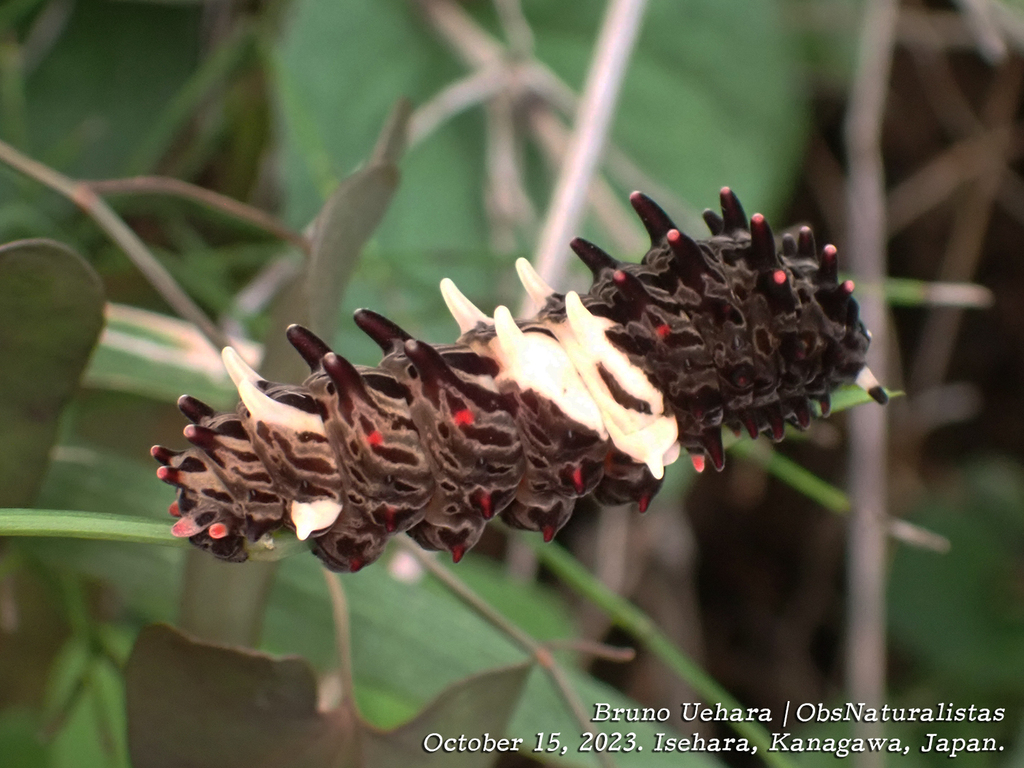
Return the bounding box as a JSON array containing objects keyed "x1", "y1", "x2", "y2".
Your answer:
[{"x1": 151, "y1": 189, "x2": 887, "y2": 571}]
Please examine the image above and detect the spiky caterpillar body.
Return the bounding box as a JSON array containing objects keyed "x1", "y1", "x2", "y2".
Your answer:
[{"x1": 152, "y1": 189, "x2": 887, "y2": 571}]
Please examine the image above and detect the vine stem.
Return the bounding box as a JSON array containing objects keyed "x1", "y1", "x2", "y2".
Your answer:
[
  {"x1": 85, "y1": 176, "x2": 311, "y2": 255},
  {"x1": 0, "y1": 508, "x2": 308, "y2": 561},
  {"x1": 843, "y1": 0, "x2": 898, "y2": 763},
  {"x1": 529, "y1": 0, "x2": 649, "y2": 295},
  {"x1": 0, "y1": 509, "x2": 184, "y2": 546},
  {"x1": 0, "y1": 137, "x2": 228, "y2": 351},
  {"x1": 322, "y1": 568, "x2": 357, "y2": 708}
]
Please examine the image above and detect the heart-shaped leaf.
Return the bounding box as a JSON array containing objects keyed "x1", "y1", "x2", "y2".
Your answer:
[
  {"x1": 126, "y1": 624, "x2": 531, "y2": 768},
  {"x1": 362, "y1": 660, "x2": 531, "y2": 768}
]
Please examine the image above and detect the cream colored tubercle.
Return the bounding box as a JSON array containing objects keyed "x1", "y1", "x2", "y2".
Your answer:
[
  {"x1": 221, "y1": 347, "x2": 327, "y2": 436},
  {"x1": 290, "y1": 499, "x2": 343, "y2": 540},
  {"x1": 438, "y1": 271, "x2": 682, "y2": 478},
  {"x1": 854, "y1": 366, "x2": 882, "y2": 395},
  {"x1": 440, "y1": 278, "x2": 491, "y2": 334},
  {"x1": 492, "y1": 305, "x2": 606, "y2": 436},
  {"x1": 514, "y1": 258, "x2": 556, "y2": 307},
  {"x1": 563, "y1": 292, "x2": 666, "y2": 414},
  {"x1": 603, "y1": 416, "x2": 679, "y2": 479},
  {"x1": 549, "y1": 292, "x2": 677, "y2": 476}
]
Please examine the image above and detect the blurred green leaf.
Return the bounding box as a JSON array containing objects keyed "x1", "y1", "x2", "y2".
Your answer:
[
  {"x1": 25, "y1": 537, "x2": 184, "y2": 625},
  {"x1": 0, "y1": 239, "x2": 104, "y2": 507},
  {"x1": 265, "y1": 553, "x2": 532, "y2": 710},
  {"x1": 48, "y1": 676, "x2": 116, "y2": 768},
  {"x1": 533, "y1": 0, "x2": 805, "y2": 212},
  {"x1": 275, "y1": 0, "x2": 805, "y2": 253},
  {"x1": 305, "y1": 163, "x2": 400, "y2": 341},
  {"x1": 0, "y1": 0, "x2": 45, "y2": 35},
  {"x1": 25, "y1": 0, "x2": 200, "y2": 176},
  {"x1": 267, "y1": 554, "x2": 723, "y2": 768},
  {"x1": 41, "y1": 636, "x2": 91, "y2": 732},
  {"x1": 126, "y1": 623, "x2": 531, "y2": 768},
  {"x1": 362, "y1": 660, "x2": 531, "y2": 768},
  {"x1": 0, "y1": 709, "x2": 48, "y2": 768},
  {"x1": 37, "y1": 446, "x2": 182, "y2": 521},
  {"x1": 262, "y1": 101, "x2": 407, "y2": 381},
  {"x1": 30, "y1": 531, "x2": 722, "y2": 768},
  {"x1": 126, "y1": 623, "x2": 348, "y2": 768},
  {"x1": 1, "y1": 35, "x2": 29, "y2": 149},
  {"x1": 88, "y1": 657, "x2": 130, "y2": 768},
  {"x1": 83, "y1": 303, "x2": 241, "y2": 409},
  {"x1": 433, "y1": 556, "x2": 575, "y2": 643},
  {"x1": 127, "y1": 21, "x2": 256, "y2": 174},
  {"x1": 890, "y1": 459, "x2": 1024, "y2": 692}
]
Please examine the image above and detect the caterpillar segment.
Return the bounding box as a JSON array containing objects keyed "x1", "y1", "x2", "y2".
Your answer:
[{"x1": 153, "y1": 189, "x2": 886, "y2": 571}]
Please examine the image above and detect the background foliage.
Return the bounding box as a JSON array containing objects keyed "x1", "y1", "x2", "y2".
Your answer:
[{"x1": 1, "y1": 0, "x2": 1023, "y2": 766}]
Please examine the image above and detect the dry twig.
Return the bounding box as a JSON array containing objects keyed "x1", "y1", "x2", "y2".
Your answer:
[{"x1": 843, "y1": 0, "x2": 899, "y2": 762}]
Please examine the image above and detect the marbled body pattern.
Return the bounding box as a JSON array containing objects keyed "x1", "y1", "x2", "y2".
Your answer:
[{"x1": 152, "y1": 190, "x2": 886, "y2": 571}]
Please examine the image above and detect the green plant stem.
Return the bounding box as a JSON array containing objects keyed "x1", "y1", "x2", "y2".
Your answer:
[
  {"x1": 520, "y1": 534, "x2": 795, "y2": 768},
  {"x1": 322, "y1": 568, "x2": 357, "y2": 708},
  {"x1": 0, "y1": 137, "x2": 228, "y2": 350},
  {"x1": 0, "y1": 508, "x2": 309, "y2": 559},
  {"x1": 728, "y1": 429, "x2": 948, "y2": 551},
  {"x1": 880, "y1": 276, "x2": 993, "y2": 307},
  {"x1": 0, "y1": 509, "x2": 184, "y2": 546}
]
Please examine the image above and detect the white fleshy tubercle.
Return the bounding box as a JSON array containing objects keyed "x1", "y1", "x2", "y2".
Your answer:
[
  {"x1": 222, "y1": 344, "x2": 258, "y2": 388},
  {"x1": 550, "y1": 292, "x2": 677, "y2": 471},
  {"x1": 440, "y1": 278, "x2": 491, "y2": 334},
  {"x1": 539, "y1": 292, "x2": 678, "y2": 475},
  {"x1": 855, "y1": 366, "x2": 881, "y2": 394},
  {"x1": 563, "y1": 292, "x2": 665, "y2": 415},
  {"x1": 854, "y1": 365, "x2": 889, "y2": 403},
  {"x1": 222, "y1": 347, "x2": 327, "y2": 436},
  {"x1": 514, "y1": 258, "x2": 556, "y2": 307},
  {"x1": 492, "y1": 306, "x2": 606, "y2": 436},
  {"x1": 662, "y1": 442, "x2": 681, "y2": 467},
  {"x1": 603, "y1": 412, "x2": 679, "y2": 479},
  {"x1": 290, "y1": 498, "x2": 343, "y2": 540}
]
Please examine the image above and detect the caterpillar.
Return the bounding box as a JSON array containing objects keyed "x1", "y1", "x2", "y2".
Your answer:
[{"x1": 151, "y1": 189, "x2": 887, "y2": 572}]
